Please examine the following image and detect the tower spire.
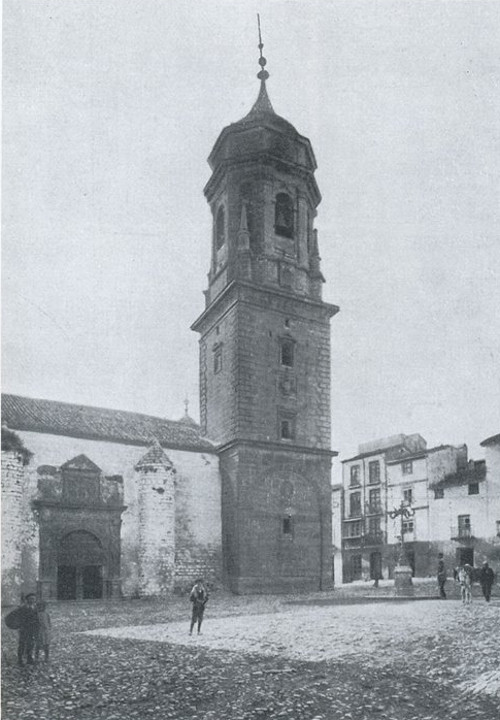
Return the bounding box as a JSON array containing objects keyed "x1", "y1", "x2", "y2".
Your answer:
[
  {"x1": 244, "y1": 14, "x2": 274, "y2": 118},
  {"x1": 257, "y1": 14, "x2": 269, "y2": 82}
]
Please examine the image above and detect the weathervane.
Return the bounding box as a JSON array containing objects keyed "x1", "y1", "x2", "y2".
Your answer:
[{"x1": 257, "y1": 14, "x2": 269, "y2": 82}]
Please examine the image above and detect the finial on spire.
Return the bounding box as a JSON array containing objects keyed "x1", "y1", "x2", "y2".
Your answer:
[
  {"x1": 184, "y1": 396, "x2": 189, "y2": 416},
  {"x1": 257, "y1": 14, "x2": 269, "y2": 82}
]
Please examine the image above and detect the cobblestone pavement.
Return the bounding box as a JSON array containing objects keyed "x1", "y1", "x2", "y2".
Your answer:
[
  {"x1": 84, "y1": 598, "x2": 500, "y2": 692},
  {"x1": 3, "y1": 593, "x2": 499, "y2": 720}
]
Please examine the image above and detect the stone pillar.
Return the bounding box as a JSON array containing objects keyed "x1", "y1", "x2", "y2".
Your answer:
[
  {"x1": 1, "y1": 451, "x2": 26, "y2": 605},
  {"x1": 297, "y1": 194, "x2": 309, "y2": 268},
  {"x1": 135, "y1": 441, "x2": 176, "y2": 597},
  {"x1": 394, "y1": 564, "x2": 415, "y2": 596}
]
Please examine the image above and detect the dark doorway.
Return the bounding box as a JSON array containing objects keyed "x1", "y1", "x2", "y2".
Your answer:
[
  {"x1": 57, "y1": 565, "x2": 77, "y2": 600},
  {"x1": 82, "y1": 565, "x2": 103, "y2": 599},
  {"x1": 57, "y1": 531, "x2": 105, "y2": 600},
  {"x1": 457, "y1": 547, "x2": 474, "y2": 566},
  {"x1": 370, "y1": 551, "x2": 382, "y2": 580},
  {"x1": 351, "y1": 554, "x2": 362, "y2": 580}
]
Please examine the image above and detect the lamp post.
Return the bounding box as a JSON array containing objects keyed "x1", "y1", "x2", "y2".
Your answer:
[{"x1": 389, "y1": 500, "x2": 415, "y2": 595}]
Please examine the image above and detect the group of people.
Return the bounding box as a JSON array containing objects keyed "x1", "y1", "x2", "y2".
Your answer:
[
  {"x1": 6, "y1": 578, "x2": 208, "y2": 667},
  {"x1": 437, "y1": 554, "x2": 495, "y2": 604},
  {"x1": 5, "y1": 593, "x2": 51, "y2": 667}
]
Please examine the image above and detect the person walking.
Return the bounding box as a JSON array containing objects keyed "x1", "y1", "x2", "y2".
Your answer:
[
  {"x1": 437, "y1": 553, "x2": 447, "y2": 599},
  {"x1": 479, "y1": 561, "x2": 495, "y2": 603},
  {"x1": 189, "y1": 578, "x2": 209, "y2": 636},
  {"x1": 35, "y1": 600, "x2": 51, "y2": 662}
]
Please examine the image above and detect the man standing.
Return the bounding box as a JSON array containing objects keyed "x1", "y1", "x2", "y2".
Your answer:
[
  {"x1": 437, "y1": 553, "x2": 447, "y2": 599},
  {"x1": 17, "y1": 593, "x2": 39, "y2": 666},
  {"x1": 480, "y1": 561, "x2": 495, "y2": 602},
  {"x1": 189, "y1": 578, "x2": 209, "y2": 635}
]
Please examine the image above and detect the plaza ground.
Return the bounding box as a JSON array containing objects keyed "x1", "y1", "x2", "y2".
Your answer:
[{"x1": 2, "y1": 581, "x2": 499, "y2": 720}]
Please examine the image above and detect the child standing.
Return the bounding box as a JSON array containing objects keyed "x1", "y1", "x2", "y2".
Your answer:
[
  {"x1": 189, "y1": 578, "x2": 209, "y2": 635},
  {"x1": 35, "y1": 601, "x2": 51, "y2": 662}
]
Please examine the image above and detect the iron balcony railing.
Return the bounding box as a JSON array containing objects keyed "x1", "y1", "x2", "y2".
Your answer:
[{"x1": 451, "y1": 525, "x2": 474, "y2": 540}]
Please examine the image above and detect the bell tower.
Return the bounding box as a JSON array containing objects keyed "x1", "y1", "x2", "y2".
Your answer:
[{"x1": 192, "y1": 24, "x2": 339, "y2": 593}]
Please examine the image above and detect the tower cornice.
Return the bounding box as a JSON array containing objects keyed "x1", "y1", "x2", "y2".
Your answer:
[
  {"x1": 191, "y1": 279, "x2": 339, "y2": 335},
  {"x1": 204, "y1": 152, "x2": 321, "y2": 208}
]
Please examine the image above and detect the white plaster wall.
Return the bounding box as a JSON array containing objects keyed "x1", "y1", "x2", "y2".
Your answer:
[
  {"x1": 12, "y1": 431, "x2": 221, "y2": 596},
  {"x1": 386, "y1": 457, "x2": 428, "y2": 544}
]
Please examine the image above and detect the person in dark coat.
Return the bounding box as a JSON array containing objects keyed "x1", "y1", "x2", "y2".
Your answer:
[
  {"x1": 17, "y1": 593, "x2": 39, "y2": 666},
  {"x1": 35, "y1": 601, "x2": 51, "y2": 662},
  {"x1": 480, "y1": 561, "x2": 495, "y2": 602},
  {"x1": 189, "y1": 578, "x2": 209, "y2": 635},
  {"x1": 437, "y1": 553, "x2": 447, "y2": 599}
]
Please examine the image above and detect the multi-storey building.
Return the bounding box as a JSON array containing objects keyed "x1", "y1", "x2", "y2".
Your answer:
[
  {"x1": 341, "y1": 434, "x2": 427, "y2": 582},
  {"x1": 340, "y1": 433, "x2": 499, "y2": 582}
]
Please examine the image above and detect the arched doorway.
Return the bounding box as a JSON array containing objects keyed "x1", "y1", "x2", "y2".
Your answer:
[{"x1": 57, "y1": 531, "x2": 104, "y2": 600}]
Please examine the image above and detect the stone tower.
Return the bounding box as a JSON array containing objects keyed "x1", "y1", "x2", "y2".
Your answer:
[{"x1": 192, "y1": 37, "x2": 339, "y2": 593}]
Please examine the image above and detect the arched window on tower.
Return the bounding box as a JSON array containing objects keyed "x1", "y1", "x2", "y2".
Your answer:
[
  {"x1": 275, "y1": 193, "x2": 294, "y2": 239},
  {"x1": 216, "y1": 206, "x2": 226, "y2": 250}
]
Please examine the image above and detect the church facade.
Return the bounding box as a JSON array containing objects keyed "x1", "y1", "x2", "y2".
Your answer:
[{"x1": 1, "y1": 51, "x2": 338, "y2": 603}]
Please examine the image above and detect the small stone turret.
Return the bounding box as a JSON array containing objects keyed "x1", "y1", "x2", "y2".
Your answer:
[{"x1": 135, "y1": 440, "x2": 176, "y2": 596}]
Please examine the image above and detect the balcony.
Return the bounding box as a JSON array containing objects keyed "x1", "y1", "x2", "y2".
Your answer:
[
  {"x1": 451, "y1": 526, "x2": 475, "y2": 542},
  {"x1": 363, "y1": 531, "x2": 386, "y2": 546},
  {"x1": 365, "y1": 503, "x2": 383, "y2": 515}
]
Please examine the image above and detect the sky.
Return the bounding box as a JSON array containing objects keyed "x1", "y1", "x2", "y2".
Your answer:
[{"x1": 2, "y1": 0, "x2": 500, "y2": 471}]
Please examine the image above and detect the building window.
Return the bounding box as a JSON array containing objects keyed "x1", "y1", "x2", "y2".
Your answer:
[
  {"x1": 282, "y1": 515, "x2": 293, "y2": 535},
  {"x1": 368, "y1": 516, "x2": 381, "y2": 535},
  {"x1": 402, "y1": 520, "x2": 414, "y2": 534},
  {"x1": 214, "y1": 349, "x2": 222, "y2": 374},
  {"x1": 275, "y1": 193, "x2": 294, "y2": 238},
  {"x1": 280, "y1": 339, "x2": 294, "y2": 367},
  {"x1": 434, "y1": 487, "x2": 444, "y2": 499},
  {"x1": 403, "y1": 488, "x2": 413, "y2": 505},
  {"x1": 350, "y1": 465, "x2": 360, "y2": 486},
  {"x1": 215, "y1": 206, "x2": 225, "y2": 249},
  {"x1": 402, "y1": 461, "x2": 413, "y2": 475},
  {"x1": 279, "y1": 413, "x2": 296, "y2": 441},
  {"x1": 368, "y1": 461, "x2": 380, "y2": 484},
  {"x1": 368, "y1": 488, "x2": 381, "y2": 513},
  {"x1": 468, "y1": 482, "x2": 479, "y2": 495},
  {"x1": 496, "y1": 520, "x2": 500, "y2": 537},
  {"x1": 343, "y1": 521, "x2": 362, "y2": 538},
  {"x1": 350, "y1": 491, "x2": 362, "y2": 518},
  {"x1": 458, "y1": 515, "x2": 471, "y2": 537}
]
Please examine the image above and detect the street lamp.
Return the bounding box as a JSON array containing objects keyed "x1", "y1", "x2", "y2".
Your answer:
[
  {"x1": 389, "y1": 500, "x2": 415, "y2": 565},
  {"x1": 388, "y1": 500, "x2": 415, "y2": 595}
]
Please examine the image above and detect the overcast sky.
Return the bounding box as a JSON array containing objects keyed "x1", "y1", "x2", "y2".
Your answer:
[{"x1": 3, "y1": 0, "x2": 500, "y2": 469}]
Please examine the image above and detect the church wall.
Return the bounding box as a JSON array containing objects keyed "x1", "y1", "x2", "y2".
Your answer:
[
  {"x1": 199, "y1": 302, "x2": 239, "y2": 444},
  {"x1": 4, "y1": 431, "x2": 221, "y2": 598},
  {"x1": 174, "y1": 450, "x2": 223, "y2": 591}
]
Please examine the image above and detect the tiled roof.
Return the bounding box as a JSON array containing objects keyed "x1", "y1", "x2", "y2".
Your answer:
[
  {"x1": 480, "y1": 433, "x2": 500, "y2": 447},
  {"x1": 135, "y1": 441, "x2": 173, "y2": 470},
  {"x1": 1, "y1": 394, "x2": 216, "y2": 453},
  {"x1": 341, "y1": 444, "x2": 408, "y2": 464},
  {"x1": 432, "y1": 460, "x2": 487, "y2": 489}
]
